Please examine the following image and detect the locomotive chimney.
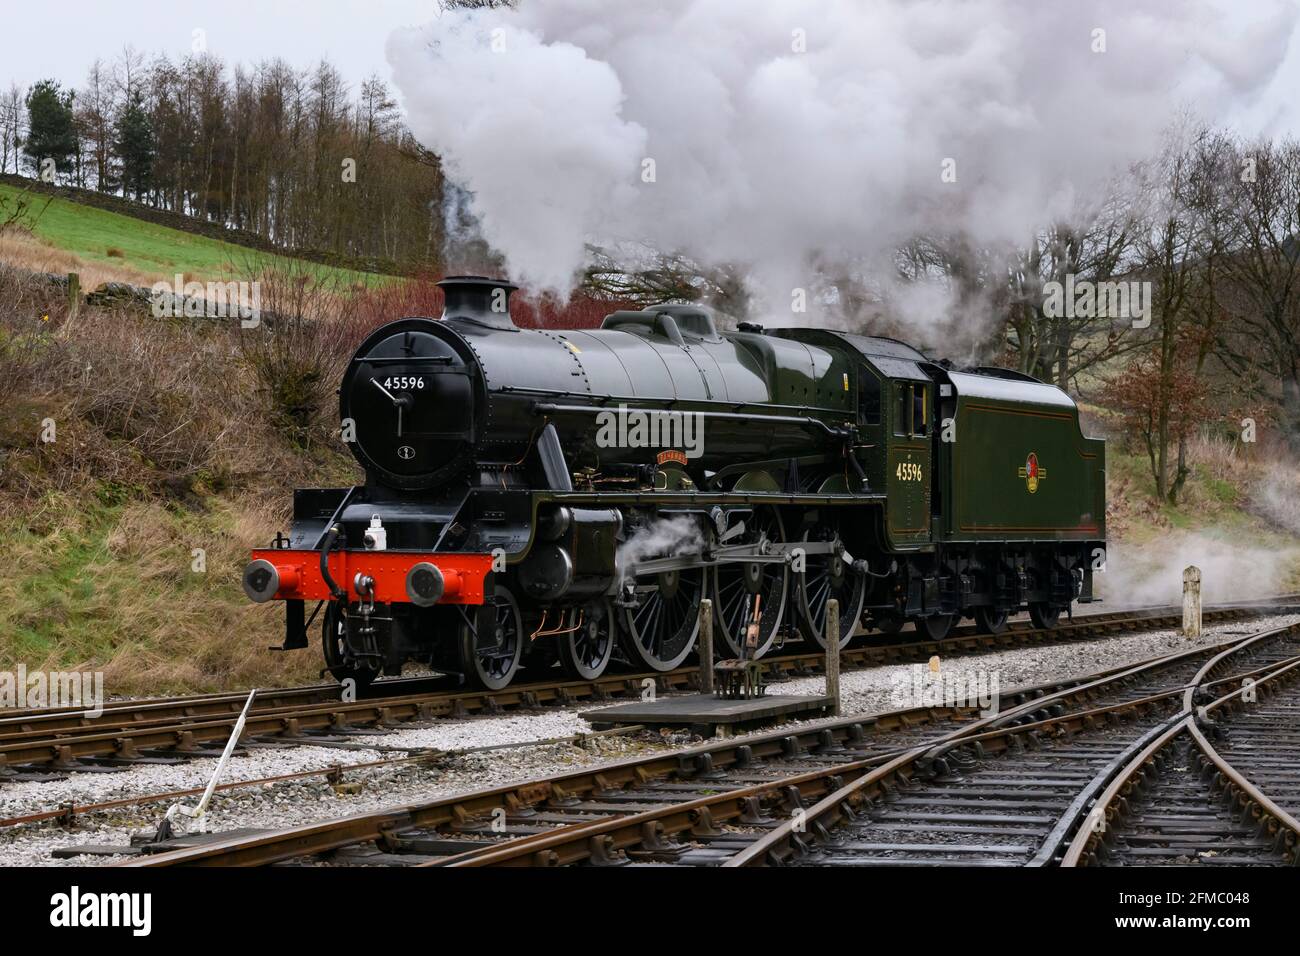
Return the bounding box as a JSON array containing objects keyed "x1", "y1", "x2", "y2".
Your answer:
[{"x1": 438, "y1": 275, "x2": 519, "y2": 330}]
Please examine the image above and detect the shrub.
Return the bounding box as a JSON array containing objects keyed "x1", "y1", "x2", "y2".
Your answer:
[
  {"x1": 235, "y1": 261, "x2": 356, "y2": 448},
  {"x1": 0, "y1": 263, "x2": 62, "y2": 405}
]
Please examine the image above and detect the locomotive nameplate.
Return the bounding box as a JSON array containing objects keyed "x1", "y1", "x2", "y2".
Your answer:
[{"x1": 656, "y1": 449, "x2": 689, "y2": 466}]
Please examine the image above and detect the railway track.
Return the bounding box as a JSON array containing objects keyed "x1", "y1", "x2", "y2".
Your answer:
[
  {"x1": 736, "y1": 624, "x2": 1300, "y2": 868},
  {"x1": 0, "y1": 602, "x2": 1276, "y2": 780},
  {"x1": 1063, "y1": 654, "x2": 1300, "y2": 866},
  {"x1": 1206, "y1": 665, "x2": 1300, "y2": 821},
  {"x1": 112, "y1": 618, "x2": 1300, "y2": 867}
]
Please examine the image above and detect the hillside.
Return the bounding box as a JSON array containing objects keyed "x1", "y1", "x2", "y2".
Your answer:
[
  {"x1": 0, "y1": 260, "x2": 371, "y2": 693},
  {"x1": 0, "y1": 182, "x2": 388, "y2": 291}
]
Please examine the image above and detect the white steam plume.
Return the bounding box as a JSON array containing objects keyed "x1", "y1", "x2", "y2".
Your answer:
[
  {"x1": 388, "y1": 0, "x2": 1294, "y2": 318},
  {"x1": 1097, "y1": 534, "x2": 1300, "y2": 609},
  {"x1": 615, "y1": 515, "x2": 706, "y2": 583}
]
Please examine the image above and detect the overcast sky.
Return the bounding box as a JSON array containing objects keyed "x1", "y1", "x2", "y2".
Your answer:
[
  {"x1": 4, "y1": 0, "x2": 1300, "y2": 138},
  {"x1": 3, "y1": 0, "x2": 436, "y2": 91}
]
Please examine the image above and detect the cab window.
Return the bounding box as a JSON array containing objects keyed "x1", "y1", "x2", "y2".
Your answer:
[
  {"x1": 858, "y1": 365, "x2": 881, "y2": 425},
  {"x1": 893, "y1": 382, "x2": 929, "y2": 437},
  {"x1": 912, "y1": 385, "x2": 928, "y2": 437},
  {"x1": 893, "y1": 383, "x2": 909, "y2": 435}
]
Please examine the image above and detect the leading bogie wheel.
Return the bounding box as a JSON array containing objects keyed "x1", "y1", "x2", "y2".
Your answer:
[
  {"x1": 322, "y1": 602, "x2": 380, "y2": 690},
  {"x1": 558, "y1": 601, "x2": 616, "y2": 681},
  {"x1": 459, "y1": 583, "x2": 524, "y2": 690}
]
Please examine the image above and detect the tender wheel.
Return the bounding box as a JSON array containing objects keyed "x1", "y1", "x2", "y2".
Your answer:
[
  {"x1": 870, "y1": 610, "x2": 906, "y2": 635},
  {"x1": 460, "y1": 584, "x2": 524, "y2": 690},
  {"x1": 321, "y1": 603, "x2": 379, "y2": 689},
  {"x1": 558, "y1": 601, "x2": 616, "y2": 681},
  {"x1": 796, "y1": 527, "x2": 866, "y2": 650},
  {"x1": 1030, "y1": 603, "x2": 1062, "y2": 630},
  {"x1": 620, "y1": 565, "x2": 704, "y2": 672},
  {"x1": 916, "y1": 614, "x2": 954, "y2": 641},
  {"x1": 974, "y1": 606, "x2": 1009, "y2": 634},
  {"x1": 712, "y1": 508, "x2": 788, "y2": 658}
]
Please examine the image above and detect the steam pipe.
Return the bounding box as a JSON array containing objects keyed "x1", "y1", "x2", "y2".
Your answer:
[
  {"x1": 319, "y1": 523, "x2": 346, "y2": 601},
  {"x1": 530, "y1": 401, "x2": 854, "y2": 441}
]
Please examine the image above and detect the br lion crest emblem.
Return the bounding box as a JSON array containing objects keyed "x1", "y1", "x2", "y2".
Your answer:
[{"x1": 1017, "y1": 452, "x2": 1046, "y2": 493}]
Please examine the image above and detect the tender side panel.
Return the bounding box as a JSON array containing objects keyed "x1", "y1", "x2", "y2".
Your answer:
[{"x1": 949, "y1": 399, "x2": 1103, "y2": 540}]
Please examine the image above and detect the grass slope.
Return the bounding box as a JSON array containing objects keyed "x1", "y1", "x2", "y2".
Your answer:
[
  {"x1": 1, "y1": 183, "x2": 383, "y2": 287},
  {"x1": 0, "y1": 270, "x2": 364, "y2": 694},
  {"x1": 0, "y1": 493, "x2": 320, "y2": 693}
]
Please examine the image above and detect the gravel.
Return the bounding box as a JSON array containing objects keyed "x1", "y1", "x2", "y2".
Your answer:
[
  {"x1": 3, "y1": 612, "x2": 1294, "y2": 866},
  {"x1": 766, "y1": 614, "x2": 1300, "y2": 717}
]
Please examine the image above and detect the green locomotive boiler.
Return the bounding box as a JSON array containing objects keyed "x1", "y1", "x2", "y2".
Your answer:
[{"x1": 244, "y1": 277, "x2": 1106, "y2": 688}]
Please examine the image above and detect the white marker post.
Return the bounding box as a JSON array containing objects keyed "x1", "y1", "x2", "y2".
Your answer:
[{"x1": 1182, "y1": 566, "x2": 1202, "y2": 638}]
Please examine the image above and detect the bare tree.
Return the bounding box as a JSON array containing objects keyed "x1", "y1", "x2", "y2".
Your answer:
[
  {"x1": 356, "y1": 75, "x2": 399, "y2": 147},
  {"x1": 110, "y1": 45, "x2": 146, "y2": 105},
  {"x1": 892, "y1": 235, "x2": 1019, "y2": 362},
  {"x1": 77, "y1": 60, "x2": 116, "y2": 191},
  {"x1": 1128, "y1": 123, "x2": 1229, "y2": 501},
  {"x1": 1214, "y1": 138, "x2": 1300, "y2": 450},
  {"x1": 0, "y1": 83, "x2": 24, "y2": 175},
  {"x1": 582, "y1": 244, "x2": 737, "y2": 310},
  {"x1": 894, "y1": 200, "x2": 1138, "y2": 382},
  {"x1": 988, "y1": 182, "x2": 1139, "y2": 389}
]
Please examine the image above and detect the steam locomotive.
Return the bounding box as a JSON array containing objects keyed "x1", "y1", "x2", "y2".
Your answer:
[{"x1": 243, "y1": 277, "x2": 1106, "y2": 689}]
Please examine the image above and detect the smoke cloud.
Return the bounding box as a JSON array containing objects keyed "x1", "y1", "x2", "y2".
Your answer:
[{"x1": 388, "y1": 0, "x2": 1294, "y2": 321}]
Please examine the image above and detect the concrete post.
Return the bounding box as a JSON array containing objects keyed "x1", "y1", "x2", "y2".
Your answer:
[
  {"x1": 825, "y1": 598, "x2": 840, "y2": 715},
  {"x1": 1182, "y1": 566, "x2": 1202, "y2": 638},
  {"x1": 698, "y1": 598, "x2": 714, "y2": 694}
]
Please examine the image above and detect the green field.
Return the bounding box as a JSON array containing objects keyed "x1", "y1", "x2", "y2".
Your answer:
[{"x1": 1, "y1": 183, "x2": 385, "y2": 287}]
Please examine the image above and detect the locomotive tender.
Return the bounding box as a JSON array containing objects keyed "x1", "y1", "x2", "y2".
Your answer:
[{"x1": 243, "y1": 277, "x2": 1106, "y2": 689}]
